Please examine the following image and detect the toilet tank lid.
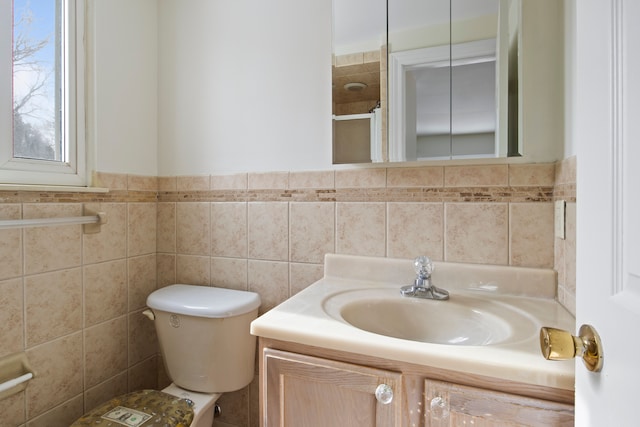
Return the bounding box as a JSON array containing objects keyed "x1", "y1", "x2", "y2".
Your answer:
[{"x1": 146, "y1": 284, "x2": 261, "y2": 318}]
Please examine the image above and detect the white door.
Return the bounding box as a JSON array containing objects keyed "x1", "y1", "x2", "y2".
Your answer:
[{"x1": 575, "y1": 0, "x2": 640, "y2": 425}]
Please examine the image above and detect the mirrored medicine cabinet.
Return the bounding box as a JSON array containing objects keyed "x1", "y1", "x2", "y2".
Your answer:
[{"x1": 332, "y1": 0, "x2": 564, "y2": 164}]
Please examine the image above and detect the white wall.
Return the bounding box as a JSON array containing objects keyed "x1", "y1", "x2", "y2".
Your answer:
[
  {"x1": 157, "y1": 0, "x2": 333, "y2": 175},
  {"x1": 517, "y1": 0, "x2": 565, "y2": 163},
  {"x1": 90, "y1": 0, "x2": 158, "y2": 176},
  {"x1": 88, "y1": 0, "x2": 567, "y2": 177},
  {"x1": 563, "y1": 0, "x2": 577, "y2": 158}
]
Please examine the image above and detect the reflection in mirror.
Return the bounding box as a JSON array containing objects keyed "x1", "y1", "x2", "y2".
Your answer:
[
  {"x1": 388, "y1": 0, "x2": 518, "y2": 161},
  {"x1": 333, "y1": 0, "x2": 563, "y2": 164},
  {"x1": 388, "y1": 0, "x2": 450, "y2": 162},
  {"x1": 451, "y1": 0, "x2": 521, "y2": 159},
  {"x1": 332, "y1": 0, "x2": 386, "y2": 164}
]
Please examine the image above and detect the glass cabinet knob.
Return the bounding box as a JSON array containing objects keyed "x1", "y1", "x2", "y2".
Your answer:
[
  {"x1": 430, "y1": 395, "x2": 449, "y2": 419},
  {"x1": 375, "y1": 384, "x2": 393, "y2": 404}
]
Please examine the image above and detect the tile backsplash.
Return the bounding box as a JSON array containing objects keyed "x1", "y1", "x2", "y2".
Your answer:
[
  {"x1": 554, "y1": 156, "x2": 577, "y2": 315},
  {"x1": 0, "y1": 159, "x2": 576, "y2": 427},
  {"x1": 0, "y1": 185, "x2": 158, "y2": 427}
]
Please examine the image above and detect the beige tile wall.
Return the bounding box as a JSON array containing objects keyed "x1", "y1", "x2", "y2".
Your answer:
[
  {"x1": 0, "y1": 160, "x2": 576, "y2": 427},
  {"x1": 157, "y1": 163, "x2": 558, "y2": 311},
  {"x1": 554, "y1": 156, "x2": 577, "y2": 315},
  {"x1": 156, "y1": 162, "x2": 561, "y2": 427},
  {"x1": 0, "y1": 178, "x2": 158, "y2": 427}
]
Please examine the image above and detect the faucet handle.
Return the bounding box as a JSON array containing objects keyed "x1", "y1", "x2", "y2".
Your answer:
[{"x1": 414, "y1": 256, "x2": 434, "y2": 278}]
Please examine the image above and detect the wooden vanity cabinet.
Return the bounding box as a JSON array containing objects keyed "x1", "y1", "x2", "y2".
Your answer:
[
  {"x1": 259, "y1": 339, "x2": 574, "y2": 427},
  {"x1": 263, "y1": 348, "x2": 403, "y2": 426},
  {"x1": 424, "y1": 379, "x2": 574, "y2": 426}
]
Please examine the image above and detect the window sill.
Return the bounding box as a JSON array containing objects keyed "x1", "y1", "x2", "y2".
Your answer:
[{"x1": 0, "y1": 184, "x2": 109, "y2": 193}]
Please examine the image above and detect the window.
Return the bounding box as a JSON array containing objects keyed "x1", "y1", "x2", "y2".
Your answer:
[{"x1": 1, "y1": 0, "x2": 86, "y2": 186}]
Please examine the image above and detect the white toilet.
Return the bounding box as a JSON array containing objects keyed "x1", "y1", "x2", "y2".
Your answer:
[{"x1": 71, "y1": 284, "x2": 261, "y2": 427}]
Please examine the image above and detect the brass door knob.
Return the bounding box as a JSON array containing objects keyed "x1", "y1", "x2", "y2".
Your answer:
[{"x1": 540, "y1": 324, "x2": 603, "y2": 372}]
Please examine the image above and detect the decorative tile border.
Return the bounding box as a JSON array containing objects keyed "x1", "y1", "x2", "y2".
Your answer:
[
  {"x1": 553, "y1": 183, "x2": 577, "y2": 203},
  {"x1": 156, "y1": 163, "x2": 560, "y2": 203},
  {"x1": 156, "y1": 186, "x2": 554, "y2": 204},
  {"x1": 0, "y1": 158, "x2": 576, "y2": 204},
  {"x1": 0, "y1": 190, "x2": 157, "y2": 204},
  {"x1": 553, "y1": 156, "x2": 577, "y2": 203}
]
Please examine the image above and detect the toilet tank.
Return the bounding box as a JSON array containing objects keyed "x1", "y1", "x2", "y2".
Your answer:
[{"x1": 146, "y1": 284, "x2": 261, "y2": 393}]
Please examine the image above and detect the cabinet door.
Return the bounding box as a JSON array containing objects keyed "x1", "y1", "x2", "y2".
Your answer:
[
  {"x1": 263, "y1": 349, "x2": 402, "y2": 427},
  {"x1": 424, "y1": 379, "x2": 574, "y2": 427}
]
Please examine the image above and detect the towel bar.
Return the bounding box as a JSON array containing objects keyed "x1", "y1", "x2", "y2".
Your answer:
[
  {"x1": 0, "y1": 206, "x2": 107, "y2": 234},
  {"x1": 0, "y1": 373, "x2": 33, "y2": 395}
]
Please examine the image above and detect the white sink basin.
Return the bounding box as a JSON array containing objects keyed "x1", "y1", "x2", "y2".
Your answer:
[{"x1": 324, "y1": 288, "x2": 537, "y2": 346}]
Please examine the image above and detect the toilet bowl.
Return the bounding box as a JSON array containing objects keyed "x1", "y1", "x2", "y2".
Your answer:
[
  {"x1": 71, "y1": 284, "x2": 261, "y2": 427},
  {"x1": 160, "y1": 383, "x2": 221, "y2": 427}
]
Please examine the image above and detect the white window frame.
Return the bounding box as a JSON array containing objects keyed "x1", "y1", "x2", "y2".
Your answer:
[{"x1": 0, "y1": 0, "x2": 86, "y2": 186}]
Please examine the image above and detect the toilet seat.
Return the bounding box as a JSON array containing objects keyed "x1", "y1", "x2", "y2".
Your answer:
[{"x1": 70, "y1": 389, "x2": 194, "y2": 427}]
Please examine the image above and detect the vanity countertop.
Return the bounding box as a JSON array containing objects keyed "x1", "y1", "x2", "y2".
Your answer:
[{"x1": 250, "y1": 254, "x2": 576, "y2": 391}]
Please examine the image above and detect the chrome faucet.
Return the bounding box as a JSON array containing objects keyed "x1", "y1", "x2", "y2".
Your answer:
[{"x1": 400, "y1": 256, "x2": 449, "y2": 300}]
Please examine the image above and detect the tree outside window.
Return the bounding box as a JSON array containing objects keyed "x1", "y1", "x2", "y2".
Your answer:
[{"x1": 12, "y1": 0, "x2": 61, "y2": 161}]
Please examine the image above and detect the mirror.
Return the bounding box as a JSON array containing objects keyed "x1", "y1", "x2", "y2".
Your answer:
[
  {"x1": 389, "y1": 0, "x2": 506, "y2": 162},
  {"x1": 332, "y1": 0, "x2": 386, "y2": 164},
  {"x1": 332, "y1": 0, "x2": 563, "y2": 164}
]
